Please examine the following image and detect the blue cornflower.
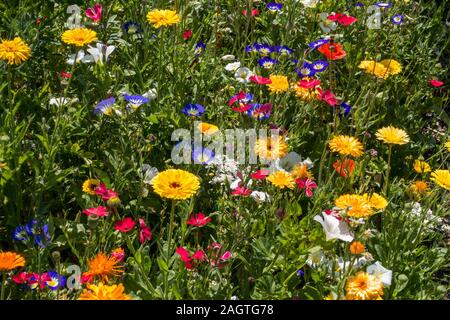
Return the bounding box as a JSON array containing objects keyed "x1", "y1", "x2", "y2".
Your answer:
[
  {"x1": 93, "y1": 97, "x2": 115, "y2": 116},
  {"x1": 296, "y1": 62, "x2": 315, "y2": 77},
  {"x1": 266, "y1": 2, "x2": 283, "y2": 12},
  {"x1": 308, "y1": 38, "x2": 329, "y2": 50},
  {"x1": 297, "y1": 269, "x2": 304, "y2": 277},
  {"x1": 124, "y1": 94, "x2": 150, "y2": 110},
  {"x1": 391, "y1": 14, "x2": 404, "y2": 25},
  {"x1": 13, "y1": 226, "x2": 28, "y2": 242},
  {"x1": 340, "y1": 102, "x2": 352, "y2": 116},
  {"x1": 45, "y1": 271, "x2": 66, "y2": 291},
  {"x1": 311, "y1": 60, "x2": 329, "y2": 72},
  {"x1": 182, "y1": 103, "x2": 205, "y2": 117},
  {"x1": 356, "y1": 2, "x2": 364, "y2": 7},
  {"x1": 194, "y1": 41, "x2": 206, "y2": 55},
  {"x1": 275, "y1": 45, "x2": 294, "y2": 55},
  {"x1": 192, "y1": 147, "x2": 215, "y2": 164},
  {"x1": 258, "y1": 57, "x2": 278, "y2": 69},
  {"x1": 376, "y1": 2, "x2": 392, "y2": 8},
  {"x1": 122, "y1": 21, "x2": 142, "y2": 34},
  {"x1": 25, "y1": 219, "x2": 38, "y2": 237},
  {"x1": 254, "y1": 43, "x2": 273, "y2": 56}
]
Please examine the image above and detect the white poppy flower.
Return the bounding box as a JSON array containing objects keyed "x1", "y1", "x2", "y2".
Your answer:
[
  {"x1": 250, "y1": 191, "x2": 271, "y2": 203},
  {"x1": 225, "y1": 62, "x2": 241, "y2": 72},
  {"x1": 367, "y1": 261, "x2": 392, "y2": 286},
  {"x1": 313, "y1": 212, "x2": 354, "y2": 242}
]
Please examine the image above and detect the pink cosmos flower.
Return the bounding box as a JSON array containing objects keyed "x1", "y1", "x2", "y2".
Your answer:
[
  {"x1": 114, "y1": 217, "x2": 136, "y2": 233},
  {"x1": 429, "y1": 79, "x2": 444, "y2": 87},
  {"x1": 85, "y1": 4, "x2": 102, "y2": 23},
  {"x1": 318, "y1": 88, "x2": 339, "y2": 106},
  {"x1": 82, "y1": 206, "x2": 109, "y2": 217},
  {"x1": 251, "y1": 169, "x2": 270, "y2": 180},
  {"x1": 249, "y1": 75, "x2": 272, "y2": 84},
  {"x1": 296, "y1": 178, "x2": 317, "y2": 197},
  {"x1": 186, "y1": 213, "x2": 212, "y2": 227},
  {"x1": 95, "y1": 183, "x2": 119, "y2": 201},
  {"x1": 138, "y1": 218, "x2": 152, "y2": 244}
]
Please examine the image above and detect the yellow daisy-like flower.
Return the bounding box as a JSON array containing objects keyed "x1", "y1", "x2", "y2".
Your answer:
[
  {"x1": 146, "y1": 10, "x2": 181, "y2": 28},
  {"x1": 380, "y1": 59, "x2": 402, "y2": 76},
  {"x1": 78, "y1": 283, "x2": 131, "y2": 300},
  {"x1": 345, "y1": 272, "x2": 384, "y2": 300},
  {"x1": 267, "y1": 171, "x2": 295, "y2": 189},
  {"x1": 0, "y1": 252, "x2": 26, "y2": 271},
  {"x1": 85, "y1": 252, "x2": 123, "y2": 283},
  {"x1": 335, "y1": 194, "x2": 373, "y2": 218},
  {"x1": 197, "y1": 122, "x2": 219, "y2": 135},
  {"x1": 152, "y1": 169, "x2": 200, "y2": 200},
  {"x1": 291, "y1": 164, "x2": 313, "y2": 180},
  {"x1": 254, "y1": 136, "x2": 288, "y2": 160},
  {"x1": 444, "y1": 141, "x2": 450, "y2": 152},
  {"x1": 413, "y1": 160, "x2": 431, "y2": 173},
  {"x1": 375, "y1": 126, "x2": 409, "y2": 145},
  {"x1": 365, "y1": 193, "x2": 388, "y2": 210},
  {"x1": 82, "y1": 178, "x2": 100, "y2": 195},
  {"x1": 329, "y1": 135, "x2": 364, "y2": 158},
  {"x1": 292, "y1": 83, "x2": 320, "y2": 101},
  {"x1": 410, "y1": 180, "x2": 430, "y2": 196},
  {"x1": 61, "y1": 28, "x2": 97, "y2": 47},
  {"x1": 0, "y1": 37, "x2": 31, "y2": 65},
  {"x1": 267, "y1": 75, "x2": 289, "y2": 94},
  {"x1": 430, "y1": 169, "x2": 450, "y2": 191}
]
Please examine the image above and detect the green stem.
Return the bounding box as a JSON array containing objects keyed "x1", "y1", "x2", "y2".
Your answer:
[
  {"x1": 164, "y1": 200, "x2": 176, "y2": 299},
  {"x1": 383, "y1": 145, "x2": 393, "y2": 196},
  {"x1": 1, "y1": 272, "x2": 5, "y2": 300}
]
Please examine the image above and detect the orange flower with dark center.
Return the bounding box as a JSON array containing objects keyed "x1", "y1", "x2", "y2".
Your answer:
[
  {"x1": 318, "y1": 42, "x2": 346, "y2": 60},
  {"x1": 333, "y1": 159, "x2": 356, "y2": 178},
  {"x1": 349, "y1": 241, "x2": 365, "y2": 254},
  {"x1": 0, "y1": 252, "x2": 25, "y2": 271},
  {"x1": 85, "y1": 252, "x2": 123, "y2": 283}
]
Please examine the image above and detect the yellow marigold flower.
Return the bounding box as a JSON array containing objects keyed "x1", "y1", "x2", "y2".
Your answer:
[
  {"x1": 444, "y1": 141, "x2": 450, "y2": 152},
  {"x1": 379, "y1": 59, "x2": 402, "y2": 76},
  {"x1": 146, "y1": 10, "x2": 181, "y2": 28},
  {"x1": 291, "y1": 164, "x2": 313, "y2": 180},
  {"x1": 329, "y1": 135, "x2": 364, "y2": 158},
  {"x1": 345, "y1": 272, "x2": 384, "y2": 300},
  {"x1": 152, "y1": 169, "x2": 200, "y2": 200},
  {"x1": 0, "y1": 37, "x2": 31, "y2": 65},
  {"x1": 410, "y1": 180, "x2": 430, "y2": 196},
  {"x1": 267, "y1": 171, "x2": 295, "y2": 189},
  {"x1": 335, "y1": 194, "x2": 373, "y2": 218},
  {"x1": 198, "y1": 122, "x2": 219, "y2": 135},
  {"x1": 61, "y1": 28, "x2": 97, "y2": 47},
  {"x1": 0, "y1": 252, "x2": 26, "y2": 271},
  {"x1": 375, "y1": 126, "x2": 409, "y2": 145},
  {"x1": 413, "y1": 160, "x2": 431, "y2": 173},
  {"x1": 365, "y1": 193, "x2": 388, "y2": 210},
  {"x1": 82, "y1": 178, "x2": 100, "y2": 195},
  {"x1": 431, "y1": 169, "x2": 450, "y2": 191},
  {"x1": 85, "y1": 252, "x2": 123, "y2": 283},
  {"x1": 358, "y1": 60, "x2": 389, "y2": 79},
  {"x1": 254, "y1": 136, "x2": 288, "y2": 160},
  {"x1": 349, "y1": 241, "x2": 365, "y2": 255},
  {"x1": 78, "y1": 283, "x2": 131, "y2": 300},
  {"x1": 267, "y1": 75, "x2": 289, "y2": 94},
  {"x1": 292, "y1": 83, "x2": 320, "y2": 101}
]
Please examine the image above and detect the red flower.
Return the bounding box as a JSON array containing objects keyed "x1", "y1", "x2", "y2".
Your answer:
[
  {"x1": 60, "y1": 71, "x2": 72, "y2": 79},
  {"x1": 81, "y1": 272, "x2": 94, "y2": 284},
  {"x1": 318, "y1": 42, "x2": 346, "y2": 60},
  {"x1": 85, "y1": 4, "x2": 102, "y2": 23},
  {"x1": 333, "y1": 159, "x2": 356, "y2": 178},
  {"x1": 231, "y1": 185, "x2": 252, "y2": 196},
  {"x1": 242, "y1": 9, "x2": 259, "y2": 16},
  {"x1": 298, "y1": 78, "x2": 321, "y2": 89},
  {"x1": 176, "y1": 247, "x2": 193, "y2": 269},
  {"x1": 251, "y1": 169, "x2": 270, "y2": 180},
  {"x1": 328, "y1": 13, "x2": 358, "y2": 26},
  {"x1": 182, "y1": 30, "x2": 193, "y2": 40},
  {"x1": 186, "y1": 213, "x2": 212, "y2": 227},
  {"x1": 249, "y1": 75, "x2": 272, "y2": 84},
  {"x1": 82, "y1": 206, "x2": 109, "y2": 217},
  {"x1": 114, "y1": 217, "x2": 136, "y2": 233},
  {"x1": 12, "y1": 272, "x2": 29, "y2": 284},
  {"x1": 429, "y1": 79, "x2": 444, "y2": 87},
  {"x1": 296, "y1": 178, "x2": 317, "y2": 197},
  {"x1": 324, "y1": 209, "x2": 342, "y2": 220},
  {"x1": 192, "y1": 250, "x2": 207, "y2": 261},
  {"x1": 229, "y1": 91, "x2": 253, "y2": 112},
  {"x1": 95, "y1": 183, "x2": 119, "y2": 201},
  {"x1": 138, "y1": 218, "x2": 152, "y2": 244},
  {"x1": 318, "y1": 88, "x2": 339, "y2": 106}
]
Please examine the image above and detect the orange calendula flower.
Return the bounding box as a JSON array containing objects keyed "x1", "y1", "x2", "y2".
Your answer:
[
  {"x1": 0, "y1": 252, "x2": 26, "y2": 271},
  {"x1": 291, "y1": 164, "x2": 313, "y2": 180},
  {"x1": 318, "y1": 42, "x2": 346, "y2": 60},
  {"x1": 78, "y1": 283, "x2": 131, "y2": 300},
  {"x1": 345, "y1": 272, "x2": 384, "y2": 300},
  {"x1": 0, "y1": 37, "x2": 31, "y2": 65},
  {"x1": 152, "y1": 169, "x2": 200, "y2": 200},
  {"x1": 413, "y1": 160, "x2": 431, "y2": 173},
  {"x1": 410, "y1": 180, "x2": 430, "y2": 196},
  {"x1": 85, "y1": 252, "x2": 123, "y2": 283},
  {"x1": 267, "y1": 75, "x2": 289, "y2": 93},
  {"x1": 430, "y1": 169, "x2": 450, "y2": 191},
  {"x1": 335, "y1": 194, "x2": 373, "y2": 218},
  {"x1": 333, "y1": 159, "x2": 356, "y2": 178},
  {"x1": 197, "y1": 122, "x2": 219, "y2": 135},
  {"x1": 61, "y1": 28, "x2": 97, "y2": 47},
  {"x1": 329, "y1": 135, "x2": 364, "y2": 157},
  {"x1": 254, "y1": 136, "x2": 288, "y2": 160},
  {"x1": 365, "y1": 193, "x2": 388, "y2": 210},
  {"x1": 82, "y1": 178, "x2": 100, "y2": 195},
  {"x1": 267, "y1": 171, "x2": 295, "y2": 189},
  {"x1": 375, "y1": 126, "x2": 409, "y2": 145},
  {"x1": 349, "y1": 241, "x2": 365, "y2": 254},
  {"x1": 146, "y1": 10, "x2": 181, "y2": 28}
]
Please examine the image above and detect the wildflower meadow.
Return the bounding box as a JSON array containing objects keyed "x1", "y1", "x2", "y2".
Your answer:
[{"x1": 0, "y1": 0, "x2": 449, "y2": 302}]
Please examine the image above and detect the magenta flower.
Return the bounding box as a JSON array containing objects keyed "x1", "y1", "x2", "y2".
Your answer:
[
  {"x1": 95, "y1": 183, "x2": 119, "y2": 201},
  {"x1": 296, "y1": 178, "x2": 317, "y2": 197},
  {"x1": 114, "y1": 217, "x2": 136, "y2": 233},
  {"x1": 85, "y1": 4, "x2": 102, "y2": 23},
  {"x1": 138, "y1": 218, "x2": 152, "y2": 244},
  {"x1": 186, "y1": 213, "x2": 212, "y2": 227},
  {"x1": 82, "y1": 206, "x2": 109, "y2": 217}
]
